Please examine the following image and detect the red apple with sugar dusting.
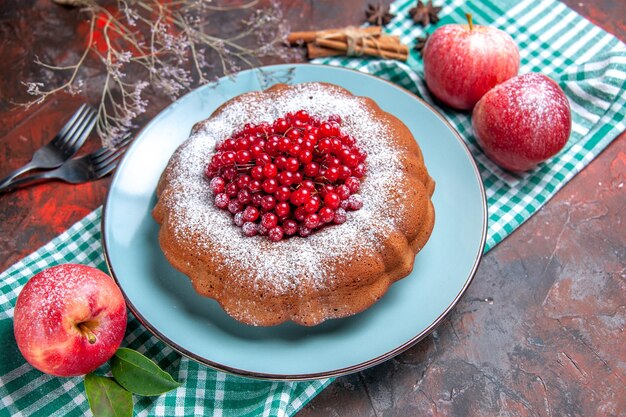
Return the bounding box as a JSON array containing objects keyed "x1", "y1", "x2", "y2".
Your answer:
[
  {"x1": 472, "y1": 73, "x2": 572, "y2": 172},
  {"x1": 422, "y1": 14, "x2": 520, "y2": 110},
  {"x1": 13, "y1": 264, "x2": 127, "y2": 377}
]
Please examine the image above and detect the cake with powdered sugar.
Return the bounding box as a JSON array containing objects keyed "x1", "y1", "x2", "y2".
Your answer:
[{"x1": 152, "y1": 82, "x2": 435, "y2": 326}]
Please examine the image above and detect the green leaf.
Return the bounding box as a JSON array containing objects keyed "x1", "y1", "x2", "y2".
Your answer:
[
  {"x1": 111, "y1": 347, "x2": 181, "y2": 396},
  {"x1": 84, "y1": 373, "x2": 133, "y2": 417}
]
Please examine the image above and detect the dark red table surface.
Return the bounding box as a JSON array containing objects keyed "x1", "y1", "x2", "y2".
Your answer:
[{"x1": 1, "y1": 1, "x2": 625, "y2": 416}]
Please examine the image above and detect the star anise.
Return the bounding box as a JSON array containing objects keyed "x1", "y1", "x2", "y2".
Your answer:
[
  {"x1": 409, "y1": 0, "x2": 442, "y2": 27},
  {"x1": 413, "y1": 34, "x2": 430, "y2": 56},
  {"x1": 365, "y1": 3, "x2": 396, "y2": 27}
]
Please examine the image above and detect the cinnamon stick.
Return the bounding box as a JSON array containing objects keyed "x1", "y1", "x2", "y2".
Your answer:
[
  {"x1": 288, "y1": 26, "x2": 382, "y2": 44},
  {"x1": 307, "y1": 43, "x2": 344, "y2": 59},
  {"x1": 315, "y1": 38, "x2": 408, "y2": 61}
]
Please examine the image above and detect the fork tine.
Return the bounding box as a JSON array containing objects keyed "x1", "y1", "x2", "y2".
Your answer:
[
  {"x1": 94, "y1": 150, "x2": 125, "y2": 176},
  {"x1": 95, "y1": 159, "x2": 120, "y2": 178},
  {"x1": 113, "y1": 134, "x2": 133, "y2": 151},
  {"x1": 54, "y1": 106, "x2": 92, "y2": 150},
  {"x1": 51, "y1": 104, "x2": 89, "y2": 147},
  {"x1": 62, "y1": 107, "x2": 97, "y2": 153},
  {"x1": 90, "y1": 147, "x2": 115, "y2": 160},
  {"x1": 92, "y1": 134, "x2": 133, "y2": 164},
  {"x1": 94, "y1": 144, "x2": 127, "y2": 168}
]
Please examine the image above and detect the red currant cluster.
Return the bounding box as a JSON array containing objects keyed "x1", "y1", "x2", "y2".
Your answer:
[{"x1": 205, "y1": 110, "x2": 367, "y2": 241}]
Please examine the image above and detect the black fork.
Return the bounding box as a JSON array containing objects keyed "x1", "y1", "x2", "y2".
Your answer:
[
  {"x1": 0, "y1": 135, "x2": 132, "y2": 192},
  {"x1": 0, "y1": 104, "x2": 97, "y2": 189}
]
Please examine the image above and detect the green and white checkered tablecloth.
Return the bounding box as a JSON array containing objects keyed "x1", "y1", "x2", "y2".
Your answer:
[{"x1": 1, "y1": 0, "x2": 624, "y2": 416}]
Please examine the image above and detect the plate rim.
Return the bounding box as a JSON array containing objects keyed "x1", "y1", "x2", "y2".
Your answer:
[{"x1": 102, "y1": 62, "x2": 487, "y2": 381}]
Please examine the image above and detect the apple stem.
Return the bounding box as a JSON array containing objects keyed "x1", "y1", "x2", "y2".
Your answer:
[
  {"x1": 78, "y1": 323, "x2": 97, "y2": 344},
  {"x1": 466, "y1": 13, "x2": 474, "y2": 31}
]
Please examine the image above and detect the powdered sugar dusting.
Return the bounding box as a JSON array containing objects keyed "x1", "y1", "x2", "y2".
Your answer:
[{"x1": 160, "y1": 83, "x2": 407, "y2": 294}]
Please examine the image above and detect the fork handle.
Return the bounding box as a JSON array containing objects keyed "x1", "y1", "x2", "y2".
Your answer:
[
  {"x1": 0, "y1": 168, "x2": 62, "y2": 193},
  {"x1": 0, "y1": 161, "x2": 38, "y2": 191}
]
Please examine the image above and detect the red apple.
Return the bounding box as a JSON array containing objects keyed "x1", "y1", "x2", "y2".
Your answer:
[
  {"x1": 423, "y1": 15, "x2": 520, "y2": 110},
  {"x1": 13, "y1": 264, "x2": 127, "y2": 377},
  {"x1": 472, "y1": 73, "x2": 572, "y2": 172}
]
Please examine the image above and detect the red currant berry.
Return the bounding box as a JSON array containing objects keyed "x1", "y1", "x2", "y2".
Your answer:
[
  {"x1": 257, "y1": 224, "x2": 269, "y2": 236},
  {"x1": 333, "y1": 208, "x2": 347, "y2": 224},
  {"x1": 303, "y1": 162, "x2": 320, "y2": 177},
  {"x1": 304, "y1": 196, "x2": 320, "y2": 213},
  {"x1": 355, "y1": 149, "x2": 368, "y2": 162},
  {"x1": 235, "y1": 137, "x2": 250, "y2": 151},
  {"x1": 341, "y1": 134, "x2": 355, "y2": 146},
  {"x1": 331, "y1": 138, "x2": 342, "y2": 152},
  {"x1": 288, "y1": 144, "x2": 302, "y2": 157},
  {"x1": 294, "y1": 206, "x2": 307, "y2": 222},
  {"x1": 278, "y1": 171, "x2": 294, "y2": 185},
  {"x1": 273, "y1": 118, "x2": 289, "y2": 133},
  {"x1": 209, "y1": 177, "x2": 225, "y2": 194},
  {"x1": 223, "y1": 138, "x2": 236, "y2": 150},
  {"x1": 228, "y1": 200, "x2": 243, "y2": 214},
  {"x1": 318, "y1": 138, "x2": 332, "y2": 153},
  {"x1": 324, "y1": 192, "x2": 340, "y2": 210},
  {"x1": 250, "y1": 144, "x2": 264, "y2": 157},
  {"x1": 345, "y1": 153, "x2": 359, "y2": 168},
  {"x1": 328, "y1": 114, "x2": 342, "y2": 124},
  {"x1": 274, "y1": 186, "x2": 291, "y2": 202},
  {"x1": 262, "y1": 178, "x2": 278, "y2": 194},
  {"x1": 319, "y1": 207, "x2": 335, "y2": 223},
  {"x1": 251, "y1": 193, "x2": 263, "y2": 206},
  {"x1": 286, "y1": 129, "x2": 301, "y2": 141},
  {"x1": 299, "y1": 149, "x2": 313, "y2": 164},
  {"x1": 285, "y1": 157, "x2": 300, "y2": 172},
  {"x1": 353, "y1": 163, "x2": 367, "y2": 178},
  {"x1": 338, "y1": 165, "x2": 352, "y2": 180},
  {"x1": 242, "y1": 222, "x2": 258, "y2": 237},
  {"x1": 214, "y1": 193, "x2": 229, "y2": 209},
  {"x1": 347, "y1": 194, "x2": 363, "y2": 210},
  {"x1": 236, "y1": 174, "x2": 251, "y2": 189},
  {"x1": 304, "y1": 213, "x2": 320, "y2": 229},
  {"x1": 237, "y1": 189, "x2": 251, "y2": 205},
  {"x1": 345, "y1": 176, "x2": 360, "y2": 193},
  {"x1": 336, "y1": 184, "x2": 351, "y2": 200},
  {"x1": 319, "y1": 184, "x2": 335, "y2": 197},
  {"x1": 275, "y1": 201, "x2": 290, "y2": 218},
  {"x1": 257, "y1": 153, "x2": 271, "y2": 165},
  {"x1": 251, "y1": 165, "x2": 264, "y2": 179},
  {"x1": 263, "y1": 163, "x2": 278, "y2": 178},
  {"x1": 243, "y1": 206, "x2": 259, "y2": 222},
  {"x1": 268, "y1": 226, "x2": 284, "y2": 242},
  {"x1": 275, "y1": 155, "x2": 288, "y2": 170},
  {"x1": 221, "y1": 151, "x2": 236, "y2": 165},
  {"x1": 261, "y1": 195, "x2": 277, "y2": 211},
  {"x1": 233, "y1": 212, "x2": 245, "y2": 227},
  {"x1": 295, "y1": 110, "x2": 310, "y2": 122},
  {"x1": 326, "y1": 156, "x2": 341, "y2": 167},
  {"x1": 319, "y1": 122, "x2": 333, "y2": 137},
  {"x1": 222, "y1": 166, "x2": 237, "y2": 180},
  {"x1": 301, "y1": 180, "x2": 316, "y2": 190},
  {"x1": 236, "y1": 150, "x2": 252, "y2": 164},
  {"x1": 225, "y1": 182, "x2": 238, "y2": 197},
  {"x1": 325, "y1": 166, "x2": 339, "y2": 182},
  {"x1": 278, "y1": 136, "x2": 291, "y2": 152},
  {"x1": 248, "y1": 179, "x2": 262, "y2": 193},
  {"x1": 290, "y1": 188, "x2": 311, "y2": 206},
  {"x1": 283, "y1": 220, "x2": 298, "y2": 235},
  {"x1": 261, "y1": 212, "x2": 278, "y2": 229}
]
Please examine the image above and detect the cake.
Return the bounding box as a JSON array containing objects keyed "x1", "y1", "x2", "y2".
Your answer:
[{"x1": 152, "y1": 82, "x2": 435, "y2": 326}]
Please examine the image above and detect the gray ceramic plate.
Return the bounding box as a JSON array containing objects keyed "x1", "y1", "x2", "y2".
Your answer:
[{"x1": 102, "y1": 64, "x2": 487, "y2": 380}]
